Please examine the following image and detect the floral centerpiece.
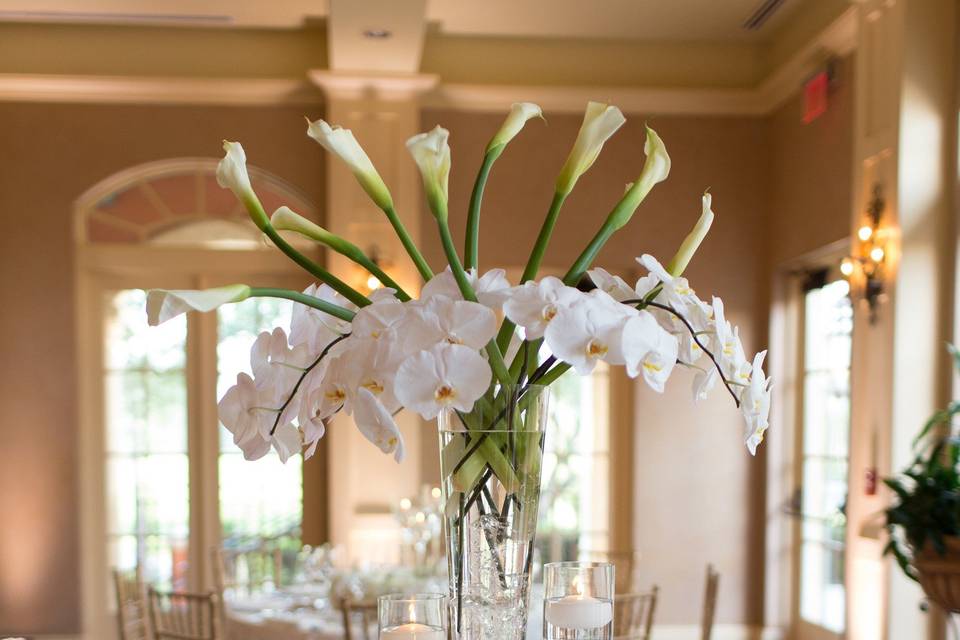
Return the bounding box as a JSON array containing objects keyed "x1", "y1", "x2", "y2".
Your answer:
[{"x1": 147, "y1": 101, "x2": 771, "y2": 639}]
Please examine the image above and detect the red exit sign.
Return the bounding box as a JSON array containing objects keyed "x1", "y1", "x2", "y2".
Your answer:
[{"x1": 803, "y1": 70, "x2": 830, "y2": 124}]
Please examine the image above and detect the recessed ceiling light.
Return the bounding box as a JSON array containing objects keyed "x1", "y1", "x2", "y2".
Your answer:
[{"x1": 363, "y1": 28, "x2": 392, "y2": 39}]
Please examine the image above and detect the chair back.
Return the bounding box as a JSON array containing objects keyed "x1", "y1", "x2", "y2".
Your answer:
[
  {"x1": 112, "y1": 568, "x2": 150, "y2": 640},
  {"x1": 340, "y1": 598, "x2": 378, "y2": 640},
  {"x1": 580, "y1": 550, "x2": 641, "y2": 593},
  {"x1": 147, "y1": 587, "x2": 220, "y2": 640},
  {"x1": 211, "y1": 544, "x2": 282, "y2": 601},
  {"x1": 701, "y1": 564, "x2": 720, "y2": 640},
  {"x1": 613, "y1": 587, "x2": 658, "y2": 640}
]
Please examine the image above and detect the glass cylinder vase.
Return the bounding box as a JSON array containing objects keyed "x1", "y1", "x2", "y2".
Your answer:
[{"x1": 438, "y1": 384, "x2": 550, "y2": 640}]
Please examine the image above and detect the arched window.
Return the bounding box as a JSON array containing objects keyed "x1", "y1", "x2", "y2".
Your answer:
[{"x1": 76, "y1": 159, "x2": 320, "y2": 639}]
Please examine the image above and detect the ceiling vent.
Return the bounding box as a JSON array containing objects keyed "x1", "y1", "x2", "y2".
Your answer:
[{"x1": 742, "y1": 0, "x2": 788, "y2": 31}]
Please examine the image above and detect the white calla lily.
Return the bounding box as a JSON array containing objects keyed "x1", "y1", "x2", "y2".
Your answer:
[
  {"x1": 354, "y1": 388, "x2": 406, "y2": 462},
  {"x1": 488, "y1": 102, "x2": 543, "y2": 152},
  {"x1": 407, "y1": 126, "x2": 452, "y2": 220},
  {"x1": 395, "y1": 343, "x2": 492, "y2": 420},
  {"x1": 307, "y1": 119, "x2": 393, "y2": 210},
  {"x1": 216, "y1": 141, "x2": 255, "y2": 204},
  {"x1": 668, "y1": 192, "x2": 715, "y2": 276},
  {"x1": 147, "y1": 284, "x2": 250, "y2": 326},
  {"x1": 556, "y1": 101, "x2": 626, "y2": 195}
]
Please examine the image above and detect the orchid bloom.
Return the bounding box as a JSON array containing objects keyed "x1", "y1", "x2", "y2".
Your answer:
[
  {"x1": 405, "y1": 296, "x2": 498, "y2": 350},
  {"x1": 395, "y1": 343, "x2": 492, "y2": 420},
  {"x1": 503, "y1": 276, "x2": 582, "y2": 340},
  {"x1": 407, "y1": 126, "x2": 452, "y2": 220},
  {"x1": 740, "y1": 351, "x2": 772, "y2": 455},
  {"x1": 354, "y1": 388, "x2": 406, "y2": 463},
  {"x1": 555, "y1": 101, "x2": 626, "y2": 196},
  {"x1": 217, "y1": 372, "x2": 273, "y2": 461},
  {"x1": 306, "y1": 119, "x2": 393, "y2": 210},
  {"x1": 544, "y1": 290, "x2": 636, "y2": 374},
  {"x1": 588, "y1": 267, "x2": 636, "y2": 302},
  {"x1": 622, "y1": 311, "x2": 680, "y2": 392},
  {"x1": 290, "y1": 283, "x2": 353, "y2": 351},
  {"x1": 271, "y1": 422, "x2": 303, "y2": 464},
  {"x1": 421, "y1": 267, "x2": 512, "y2": 310},
  {"x1": 487, "y1": 102, "x2": 543, "y2": 152},
  {"x1": 147, "y1": 285, "x2": 250, "y2": 326}
]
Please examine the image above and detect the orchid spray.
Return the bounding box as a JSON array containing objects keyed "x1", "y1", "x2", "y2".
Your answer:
[{"x1": 147, "y1": 100, "x2": 771, "y2": 503}]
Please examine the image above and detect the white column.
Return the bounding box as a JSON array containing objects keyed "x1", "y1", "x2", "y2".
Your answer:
[{"x1": 310, "y1": 71, "x2": 438, "y2": 563}]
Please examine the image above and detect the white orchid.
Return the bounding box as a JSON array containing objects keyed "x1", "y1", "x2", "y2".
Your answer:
[
  {"x1": 272, "y1": 422, "x2": 303, "y2": 463},
  {"x1": 588, "y1": 267, "x2": 636, "y2": 302},
  {"x1": 395, "y1": 343, "x2": 492, "y2": 420},
  {"x1": 622, "y1": 311, "x2": 679, "y2": 392},
  {"x1": 290, "y1": 283, "x2": 352, "y2": 351},
  {"x1": 407, "y1": 126, "x2": 451, "y2": 219},
  {"x1": 147, "y1": 285, "x2": 250, "y2": 326},
  {"x1": 354, "y1": 388, "x2": 405, "y2": 463},
  {"x1": 503, "y1": 276, "x2": 582, "y2": 340},
  {"x1": 306, "y1": 119, "x2": 393, "y2": 210},
  {"x1": 544, "y1": 290, "x2": 636, "y2": 374},
  {"x1": 711, "y1": 297, "x2": 751, "y2": 386},
  {"x1": 405, "y1": 296, "x2": 498, "y2": 350},
  {"x1": 740, "y1": 351, "x2": 772, "y2": 455},
  {"x1": 556, "y1": 101, "x2": 626, "y2": 195},
  {"x1": 488, "y1": 102, "x2": 543, "y2": 152},
  {"x1": 215, "y1": 141, "x2": 255, "y2": 204},
  {"x1": 692, "y1": 366, "x2": 718, "y2": 401},
  {"x1": 422, "y1": 266, "x2": 512, "y2": 310},
  {"x1": 217, "y1": 372, "x2": 273, "y2": 461}
]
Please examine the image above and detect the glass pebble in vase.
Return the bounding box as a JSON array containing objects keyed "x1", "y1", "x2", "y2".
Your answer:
[
  {"x1": 438, "y1": 384, "x2": 550, "y2": 640},
  {"x1": 543, "y1": 562, "x2": 615, "y2": 640}
]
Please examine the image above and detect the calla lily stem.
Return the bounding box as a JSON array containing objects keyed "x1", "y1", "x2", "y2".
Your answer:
[
  {"x1": 249, "y1": 288, "x2": 356, "y2": 322},
  {"x1": 464, "y1": 146, "x2": 503, "y2": 270},
  {"x1": 521, "y1": 191, "x2": 568, "y2": 283},
  {"x1": 384, "y1": 205, "x2": 434, "y2": 282}
]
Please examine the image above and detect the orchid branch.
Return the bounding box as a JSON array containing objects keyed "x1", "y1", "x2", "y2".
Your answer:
[{"x1": 269, "y1": 334, "x2": 350, "y2": 436}]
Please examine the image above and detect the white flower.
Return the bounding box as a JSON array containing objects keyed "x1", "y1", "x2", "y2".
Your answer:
[
  {"x1": 395, "y1": 343, "x2": 492, "y2": 420},
  {"x1": 407, "y1": 126, "x2": 451, "y2": 219},
  {"x1": 147, "y1": 285, "x2": 250, "y2": 326},
  {"x1": 605, "y1": 126, "x2": 672, "y2": 231},
  {"x1": 307, "y1": 119, "x2": 393, "y2": 210},
  {"x1": 216, "y1": 141, "x2": 254, "y2": 203},
  {"x1": 350, "y1": 298, "x2": 408, "y2": 341},
  {"x1": 588, "y1": 267, "x2": 635, "y2": 302},
  {"x1": 272, "y1": 422, "x2": 302, "y2": 463},
  {"x1": 290, "y1": 283, "x2": 353, "y2": 352},
  {"x1": 556, "y1": 101, "x2": 626, "y2": 195},
  {"x1": 488, "y1": 102, "x2": 543, "y2": 152},
  {"x1": 422, "y1": 267, "x2": 512, "y2": 310},
  {"x1": 692, "y1": 366, "x2": 718, "y2": 401},
  {"x1": 740, "y1": 351, "x2": 772, "y2": 455},
  {"x1": 621, "y1": 310, "x2": 679, "y2": 392},
  {"x1": 503, "y1": 276, "x2": 582, "y2": 340},
  {"x1": 217, "y1": 373, "x2": 272, "y2": 461},
  {"x1": 354, "y1": 388, "x2": 405, "y2": 463},
  {"x1": 712, "y1": 297, "x2": 750, "y2": 385},
  {"x1": 667, "y1": 193, "x2": 715, "y2": 276},
  {"x1": 404, "y1": 296, "x2": 497, "y2": 351},
  {"x1": 544, "y1": 290, "x2": 636, "y2": 374}
]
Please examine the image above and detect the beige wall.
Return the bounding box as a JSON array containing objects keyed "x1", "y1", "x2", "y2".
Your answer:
[{"x1": 0, "y1": 102, "x2": 326, "y2": 634}]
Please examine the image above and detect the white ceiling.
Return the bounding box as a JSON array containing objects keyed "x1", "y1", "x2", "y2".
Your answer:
[{"x1": 0, "y1": 0, "x2": 804, "y2": 41}]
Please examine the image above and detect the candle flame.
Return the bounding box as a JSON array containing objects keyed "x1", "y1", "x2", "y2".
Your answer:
[
  {"x1": 573, "y1": 574, "x2": 583, "y2": 596},
  {"x1": 408, "y1": 602, "x2": 416, "y2": 623}
]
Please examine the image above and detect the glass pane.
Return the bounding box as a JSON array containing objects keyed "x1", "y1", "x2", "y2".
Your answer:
[
  {"x1": 217, "y1": 297, "x2": 303, "y2": 545},
  {"x1": 799, "y1": 279, "x2": 851, "y2": 633},
  {"x1": 104, "y1": 289, "x2": 189, "y2": 591}
]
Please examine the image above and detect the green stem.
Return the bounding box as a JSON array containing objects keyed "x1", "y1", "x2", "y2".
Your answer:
[
  {"x1": 352, "y1": 255, "x2": 411, "y2": 301},
  {"x1": 562, "y1": 225, "x2": 615, "y2": 286},
  {"x1": 520, "y1": 191, "x2": 568, "y2": 283},
  {"x1": 437, "y1": 220, "x2": 511, "y2": 384},
  {"x1": 465, "y1": 147, "x2": 502, "y2": 270},
  {"x1": 249, "y1": 288, "x2": 356, "y2": 322},
  {"x1": 384, "y1": 205, "x2": 434, "y2": 282}
]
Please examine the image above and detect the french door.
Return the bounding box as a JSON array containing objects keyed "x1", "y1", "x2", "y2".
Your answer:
[{"x1": 791, "y1": 271, "x2": 853, "y2": 640}]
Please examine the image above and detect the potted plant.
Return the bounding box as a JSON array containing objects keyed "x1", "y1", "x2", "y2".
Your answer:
[{"x1": 885, "y1": 346, "x2": 960, "y2": 612}]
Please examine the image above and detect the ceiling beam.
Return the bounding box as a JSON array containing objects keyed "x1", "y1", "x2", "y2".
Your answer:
[{"x1": 327, "y1": 0, "x2": 428, "y2": 73}]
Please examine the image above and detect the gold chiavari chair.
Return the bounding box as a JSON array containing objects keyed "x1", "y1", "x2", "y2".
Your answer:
[
  {"x1": 340, "y1": 597, "x2": 379, "y2": 640},
  {"x1": 147, "y1": 587, "x2": 221, "y2": 640},
  {"x1": 613, "y1": 587, "x2": 658, "y2": 640},
  {"x1": 112, "y1": 568, "x2": 150, "y2": 640},
  {"x1": 701, "y1": 564, "x2": 720, "y2": 640},
  {"x1": 580, "y1": 550, "x2": 641, "y2": 593},
  {"x1": 210, "y1": 544, "x2": 283, "y2": 601}
]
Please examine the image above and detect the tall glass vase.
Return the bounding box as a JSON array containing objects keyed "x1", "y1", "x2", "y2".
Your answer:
[{"x1": 438, "y1": 384, "x2": 549, "y2": 640}]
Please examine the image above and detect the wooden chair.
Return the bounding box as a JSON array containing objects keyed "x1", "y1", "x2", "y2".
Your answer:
[
  {"x1": 580, "y1": 550, "x2": 641, "y2": 593},
  {"x1": 147, "y1": 587, "x2": 220, "y2": 640},
  {"x1": 210, "y1": 544, "x2": 282, "y2": 601},
  {"x1": 701, "y1": 564, "x2": 720, "y2": 640},
  {"x1": 340, "y1": 597, "x2": 378, "y2": 640},
  {"x1": 613, "y1": 587, "x2": 658, "y2": 640},
  {"x1": 112, "y1": 568, "x2": 150, "y2": 640}
]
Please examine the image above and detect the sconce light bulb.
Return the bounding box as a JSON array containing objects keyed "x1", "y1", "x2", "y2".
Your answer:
[
  {"x1": 366, "y1": 274, "x2": 381, "y2": 291},
  {"x1": 840, "y1": 258, "x2": 855, "y2": 277},
  {"x1": 857, "y1": 225, "x2": 873, "y2": 242},
  {"x1": 870, "y1": 246, "x2": 885, "y2": 263}
]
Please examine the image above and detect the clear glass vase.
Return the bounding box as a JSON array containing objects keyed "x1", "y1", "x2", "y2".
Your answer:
[{"x1": 438, "y1": 384, "x2": 550, "y2": 640}]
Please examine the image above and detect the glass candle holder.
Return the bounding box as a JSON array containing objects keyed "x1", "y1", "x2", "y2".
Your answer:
[
  {"x1": 543, "y1": 562, "x2": 615, "y2": 640},
  {"x1": 378, "y1": 593, "x2": 446, "y2": 640}
]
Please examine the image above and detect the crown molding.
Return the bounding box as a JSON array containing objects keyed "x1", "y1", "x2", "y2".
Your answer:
[
  {"x1": 0, "y1": 74, "x2": 322, "y2": 106},
  {"x1": 0, "y1": 8, "x2": 857, "y2": 115}
]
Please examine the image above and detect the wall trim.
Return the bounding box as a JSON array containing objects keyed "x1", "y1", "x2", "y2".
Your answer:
[
  {"x1": 0, "y1": 8, "x2": 857, "y2": 115},
  {"x1": 652, "y1": 624, "x2": 785, "y2": 640}
]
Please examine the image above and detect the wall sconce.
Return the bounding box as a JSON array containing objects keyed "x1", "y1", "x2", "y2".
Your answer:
[
  {"x1": 358, "y1": 245, "x2": 389, "y2": 294},
  {"x1": 840, "y1": 183, "x2": 889, "y2": 323}
]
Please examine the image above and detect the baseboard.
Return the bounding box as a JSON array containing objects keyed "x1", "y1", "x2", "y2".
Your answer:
[{"x1": 652, "y1": 625, "x2": 785, "y2": 640}]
